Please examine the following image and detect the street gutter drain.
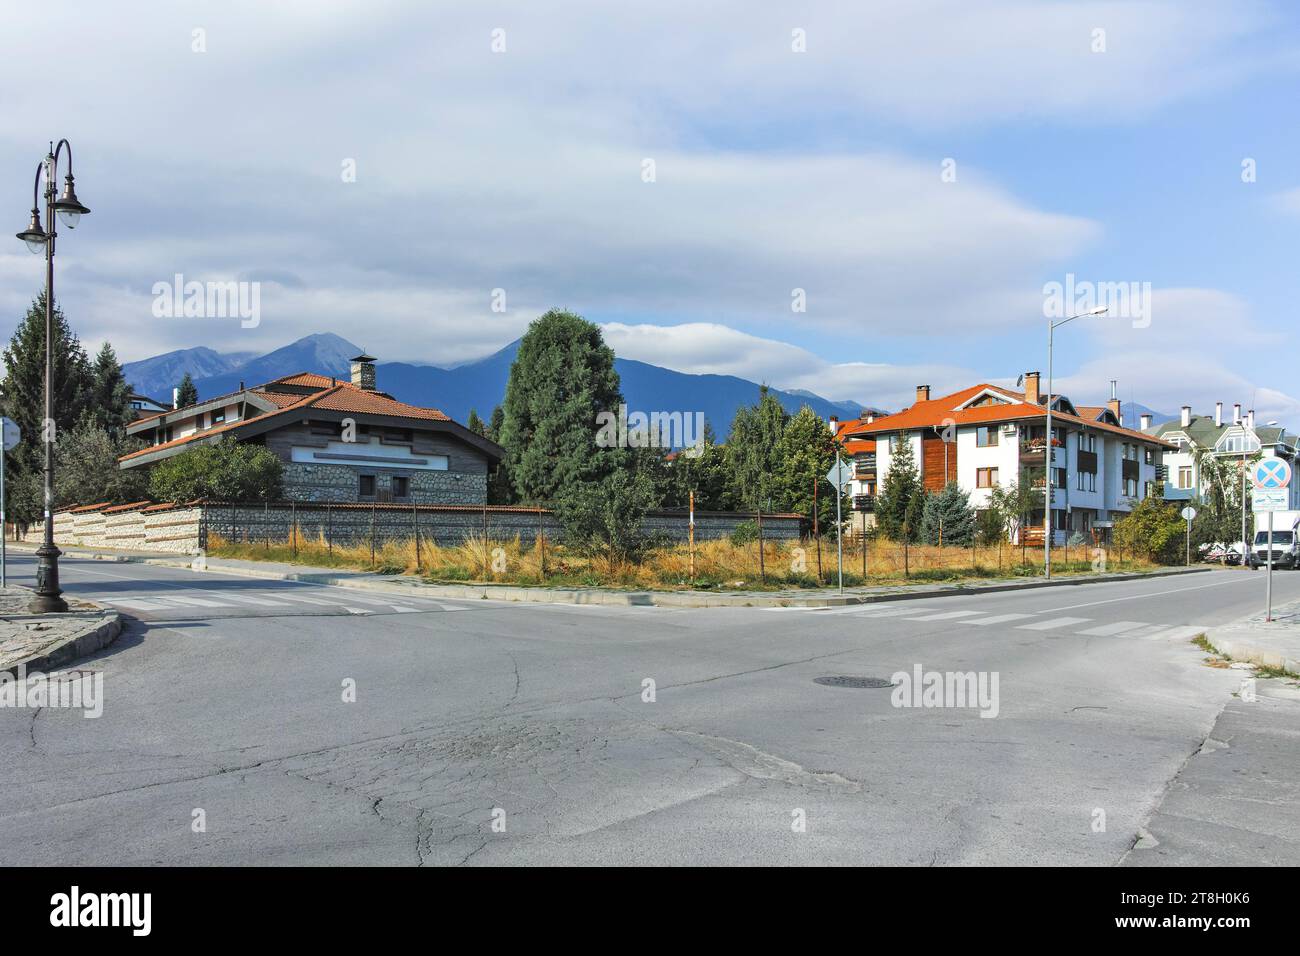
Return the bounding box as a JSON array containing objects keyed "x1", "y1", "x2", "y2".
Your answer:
[{"x1": 814, "y1": 676, "x2": 896, "y2": 689}]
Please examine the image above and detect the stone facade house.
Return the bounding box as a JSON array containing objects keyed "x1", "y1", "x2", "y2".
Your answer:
[{"x1": 120, "y1": 355, "x2": 503, "y2": 504}]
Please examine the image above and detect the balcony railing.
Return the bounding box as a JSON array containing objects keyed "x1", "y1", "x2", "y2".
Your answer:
[{"x1": 853, "y1": 494, "x2": 876, "y2": 512}]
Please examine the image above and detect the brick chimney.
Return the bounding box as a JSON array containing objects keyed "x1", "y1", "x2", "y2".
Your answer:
[
  {"x1": 349, "y1": 352, "x2": 377, "y2": 391},
  {"x1": 1107, "y1": 398, "x2": 1122, "y2": 422},
  {"x1": 829, "y1": 416, "x2": 839, "y2": 436},
  {"x1": 1181, "y1": 405, "x2": 1192, "y2": 427},
  {"x1": 916, "y1": 385, "x2": 930, "y2": 403},
  {"x1": 1024, "y1": 371, "x2": 1041, "y2": 405}
]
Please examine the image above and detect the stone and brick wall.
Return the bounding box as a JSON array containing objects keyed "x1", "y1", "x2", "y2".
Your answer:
[{"x1": 23, "y1": 501, "x2": 803, "y2": 553}]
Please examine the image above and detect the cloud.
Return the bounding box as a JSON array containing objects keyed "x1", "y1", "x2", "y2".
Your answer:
[{"x1": 602, "y1": 322, "x2": 975, "y2": 411}]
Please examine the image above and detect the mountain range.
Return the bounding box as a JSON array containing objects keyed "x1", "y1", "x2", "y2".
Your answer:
[{"x1": 122, "y1": 333, "x2": 877, "y2": 441}]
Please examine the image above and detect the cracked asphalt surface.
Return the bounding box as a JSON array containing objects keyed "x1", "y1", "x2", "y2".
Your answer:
[{"x1": 2, "y1": 554, "x2": 1298, "y2": 865}]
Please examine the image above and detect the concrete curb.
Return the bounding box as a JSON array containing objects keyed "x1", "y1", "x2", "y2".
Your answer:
[
  {"x1": 11, "y1": 543, "x2": 1215, "y2": 609},
  {"x1": 2, "y1": 612, "x2": 122, "y2": 677},
  {"x1": 1204, "y1": 633, "x2": 1300, "y2": 675}
]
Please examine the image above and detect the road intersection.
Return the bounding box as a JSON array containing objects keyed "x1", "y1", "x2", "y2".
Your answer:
[{"x1": 1, "y1": 553, "x2": 1296, "y2": 866}]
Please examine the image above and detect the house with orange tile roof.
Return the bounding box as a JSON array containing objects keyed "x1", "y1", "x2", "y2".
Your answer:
[
  {"x1": 837, "y1": 372, "x2": 1175, "y2": 545},
  {"x1": 120, "y1": 354, "x2": 503, "y2": 504}
]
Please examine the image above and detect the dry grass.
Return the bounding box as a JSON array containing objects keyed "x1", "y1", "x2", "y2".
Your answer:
[{"x1": 207, "y1": 530, "x2": 1156, "y2": 590}]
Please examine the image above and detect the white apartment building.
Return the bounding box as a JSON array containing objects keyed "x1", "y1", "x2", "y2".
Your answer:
[{"x1": 838, "y1": 374, "x2": 1172, "y2": 544}]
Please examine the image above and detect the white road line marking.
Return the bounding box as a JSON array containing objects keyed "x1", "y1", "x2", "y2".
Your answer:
[
  {"x1": 435, "y1": 603, "x2": 473, "y2": 612},
  {"x1": 342, "y1": 606, "x2": 371, "y2": 615},
  {"x1": 103, "y1": 598, "x2": 170, "y2": 611},
  {"x1": 901, "y1": 610, "x2": 984, "y2": 622},
  {"x1": 1016, "y1": 616, "x2": 1092, "y2": 631},
  {"x1": 159, "y1": 595, "x2": 231, "y2": 608},
  {"x1": 1041, "y1": 574, "x2": 1250, "y2": 612},
  {"x1": 1141, "y1": 624, "x2": 1207, "y2": 642},
  {"x1": 963, "y1": 613, "x2": 1035, "y2": 626},
  {"x1": 218, "y1": 593, "x2": 296, "y2": 606},
  {"x1": 844, "y1": 606, "x2": 932, "y2": 618},
  {"x1": 262, "y1": 592, "x2": 343, "y2": 605},
  {"x1": 1076, "y1": 621, "x2": 1150, "y2": 636},
  {"x1": 390, "y1": 604, "x2": 419, "y2": 613}
]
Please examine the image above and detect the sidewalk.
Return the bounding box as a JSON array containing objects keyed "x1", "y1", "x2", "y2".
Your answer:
[
  {"x1": 10, "y1": 542, "x2": 1214, "y2": 609},
  {"x1": 1204, "y1": 600, "x2": 1300, "y2": 676},
  {"x1": 0, "y1": 585, "x2": 121, "y2": 676}
]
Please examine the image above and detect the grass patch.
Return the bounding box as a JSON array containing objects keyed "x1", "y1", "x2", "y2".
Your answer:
[{"x1": 205, "y1": 531, "x2": 1161, "y2": 592}]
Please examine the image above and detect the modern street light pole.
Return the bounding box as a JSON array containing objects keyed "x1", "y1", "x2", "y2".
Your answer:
[
  {"x1": 1044, "y1": 306, "x2": 1107, "y2": 579},
  {"x1": 15, "y1": 139, "x2": 91, "y2": 613}
]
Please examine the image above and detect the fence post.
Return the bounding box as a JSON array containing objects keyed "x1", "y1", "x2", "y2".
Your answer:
[
  {"x1": 291, "y1": 501, "x2": 297, "y2": 557},
  {"x1": 371, "y1": 501, "x2": 377, "y2": 568},
  {"x1": 327, "y1": 503, "x2": 333, "y2": 556},
  {"x1": 482, "y1": 502, "x2": 489, "y2": 580},
  {"x1": 264, "y1": 499, "x2": 269, "y2": 550},
  {"x1": 814, "y1": 478, "x2": 822, "y2": 583},
  {"x1": 413, "y1": 503, "x2": 420, "y2": 572},
  {"x1": 688, "y1": 490, "x2": 695, "y2": 582},
  {"x1": 538, "y1": 504, "x2": 546, "y2": 578},
  {"x1": 757, "y1": 503, "x2": 765, "y2": 583}
]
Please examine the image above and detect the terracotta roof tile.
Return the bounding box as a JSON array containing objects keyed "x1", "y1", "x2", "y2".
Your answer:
[
  {"x1": 843, "y1": 383, "x2": 1174, "y2": 448},
  {"x1": 121, "y1": 378, "x2": 454, "y2": 462},
  {"x1": 266, "y1": 372, "x2": 338, "y2": 389}
]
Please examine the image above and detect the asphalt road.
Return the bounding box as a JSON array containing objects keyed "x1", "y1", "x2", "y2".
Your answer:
[{"x1": 2, "y1": 553, "x2": 1297, "y2": 866}]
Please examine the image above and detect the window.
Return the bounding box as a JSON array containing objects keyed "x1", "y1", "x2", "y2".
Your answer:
[
  {"x1": 1144, "y1": 447, "x2": 1155, "y2": 465},
  {"x1": 359, "y1": 475, "x2": 376, "y2": 498},
  {"x1": 975, "y1": 426, "x2": 999, "y2": 447},
  {"x1": 1079, "y1": 433, "x2": 1096, "y2": 453},
  {"x1": 1177, "y1": 466, "x2": 1193, "y2": 490},
  {"x1": 976, "y1": 467, "x2": 999, "y2": 488},
  {"x1": 1052, "y1": 467, "x2": 1066, "y2": 488},
  {"x1": 212, "y1": 409, "x2": 225, "y2": 425},
  {"x1": 1124, "y1": 477, "x2": 1138, "y2": 497},
  {"x1": 1076, "y1": 470, "x2": 1096, "y2": 492},
  {"x1": 392, "y1": 476, "x2": 410, "y2": 499},
  {"x1": 1125, "y1": 443, "x2": 1139, "y2": 461}
]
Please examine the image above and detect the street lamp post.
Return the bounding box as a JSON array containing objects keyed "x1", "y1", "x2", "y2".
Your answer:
[
  {"x1": 1044, "y1": 306, "x2": 1107, "y2": 579},
  {"x1": 14, "y1": 140, "x2": 91, "y2": 613}
]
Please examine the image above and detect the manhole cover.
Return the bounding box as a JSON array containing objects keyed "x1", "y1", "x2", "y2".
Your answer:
[{"x1": 814, "y1": 676, "x2": 896, "y2": 689}]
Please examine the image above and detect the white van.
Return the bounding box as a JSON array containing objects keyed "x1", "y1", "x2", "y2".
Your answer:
[{"x1": 1251, "y1": 511, "x2": 1300, "y2": 569}]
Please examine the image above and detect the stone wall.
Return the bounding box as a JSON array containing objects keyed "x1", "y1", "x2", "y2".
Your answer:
[{"x1": 25, "y1": 501, "x2": 802, "y2": 553}]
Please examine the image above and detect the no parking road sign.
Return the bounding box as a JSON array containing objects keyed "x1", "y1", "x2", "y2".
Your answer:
[{"x1": 1253, "y1": 458, "x2": 1291, "y2": 513}]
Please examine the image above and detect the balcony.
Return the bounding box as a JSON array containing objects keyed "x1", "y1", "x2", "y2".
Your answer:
[
  {"x1": 1020, "y1": 436, "x2": 1062, "y2": 464},
  {"x1": 853, "y1": 494, "x2": 876, "y2": 512},
  {"x1": 1077, "y1": 449, "x2": 1098, "y2": 474},
  {"x1": 1121, "y1": 458, "x2": 1140, "y2": 481}
]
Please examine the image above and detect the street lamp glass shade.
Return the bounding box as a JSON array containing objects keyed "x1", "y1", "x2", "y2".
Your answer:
[
  {"x1": 16, "y1": 210, "x2": 46, "y2": 254},
  {"x1": 52, "y1": 175, "x2": 90, "y2": 229}
]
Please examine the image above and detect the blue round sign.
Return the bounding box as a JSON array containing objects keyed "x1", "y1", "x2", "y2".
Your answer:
[{"x1": 1253, "y1": 458, "x2": 1291, "y2": 490}]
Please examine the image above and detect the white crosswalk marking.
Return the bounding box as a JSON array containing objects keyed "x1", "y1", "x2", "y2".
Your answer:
[
  {"x1": 390, "y1": 604, "x2": 420, "y2": 613},
  {"x1": 963, "y1": 613, "x2": 1035, "y2": 626},
  {"x1": 1076, "y1": 621, "x2": 1150, "y2": 636},
  {"x1": 902, "y1": 610, "x2": 985, "y2": 622},
  {"x1": 265, "y1": 592, "x2": 345, "y2": 606},
  {"x1": 1016, "y1": 617, "x2": 1092, "y2": 631},
  {"x1": 104, "y1": 598, "x2": 170, "y2": 611},
  {"x1": 160, "y1": 595, "x2": 231, "y2": 608},
  {"x1": 1154, "y1": 625, "x2": 1207, "y2": 642},
  {"x1": 436, "y1": 603, "x2": 472, "y2": 612},
  {"x1": 846, "y1": 605, "x2": 933, "y2": 618},
  {"x1": 342, "y1": 606, "x2": 371, "y2": 615},
  {"x1": 218, "y1": 593, "x2": 296, "y2": 606}
]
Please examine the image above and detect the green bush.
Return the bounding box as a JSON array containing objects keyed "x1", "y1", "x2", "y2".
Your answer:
[
  {"x1": 729, "y1": 520, "x2": 759, "y2": 546},
  {"x1": 1113, "y1": 497, "x2": 1186, "y2": 564},
  {"x1": 149, "y1": 438, "x2": 283, "y2": 504}
]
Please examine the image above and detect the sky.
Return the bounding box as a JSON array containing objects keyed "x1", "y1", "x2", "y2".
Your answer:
[{"x1": 1, "y1": 0, "x2": 1298, "y2": 421}]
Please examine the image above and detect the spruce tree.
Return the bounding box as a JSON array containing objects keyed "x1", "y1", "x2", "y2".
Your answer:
[
  {"x1": 175, "y1": 371, "x2": 199, "y2": 408},
  {"x1": 774, "y1": 405, "x2": 837, "y2": 529},
  {"x1": 88, "y1": 342, "x2": 134, "y2": 435},
  {"x1": 0, "y1": 293, "x2": 93, "y2": 522},
  {"x1": 466, "y1": 408, "x2": 487, "y2": 437},
  {"x1": 725, "y1": 386, "x2": 788, "y2": 512},
  {"x1": 920, "y1": 480, "x2": 976, "y2": 546},
  {"x1": 497, "y1": 310, "x2": 625, "y2": 504},
  {"x1": 876, "y1": 437, "x2": 925, "y2": 542}
]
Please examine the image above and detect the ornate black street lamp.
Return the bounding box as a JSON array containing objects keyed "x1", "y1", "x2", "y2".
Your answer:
[{"x1": 14, "y1": 140, "x2": 90, "y2": 613}]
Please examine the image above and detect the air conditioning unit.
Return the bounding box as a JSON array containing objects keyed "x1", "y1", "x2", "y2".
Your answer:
[{"x1": 1001, "y1": 424, "x2": 1017, "y2": 435}]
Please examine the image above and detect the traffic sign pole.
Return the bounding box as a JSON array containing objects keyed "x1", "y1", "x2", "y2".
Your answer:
[{"x1": 1251, "y1": 458, "x2": 1291, "y2": 622}]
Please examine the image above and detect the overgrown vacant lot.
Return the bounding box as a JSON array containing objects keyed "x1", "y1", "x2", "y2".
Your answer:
[{"x1": 207, "y1": 532, "x2": 1158, "y2": 590}]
